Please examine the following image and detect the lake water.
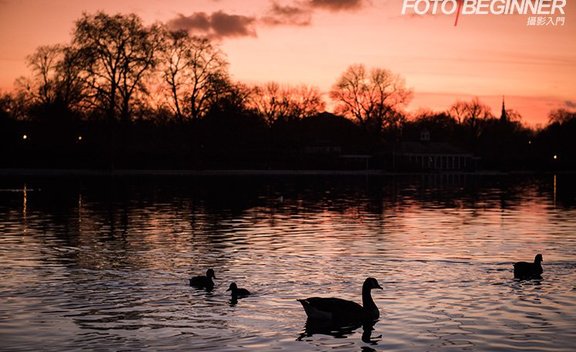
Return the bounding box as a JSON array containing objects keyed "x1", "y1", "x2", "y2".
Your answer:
[{"x1": 1, "y1": 174, "x2": 575, "y2": 351}]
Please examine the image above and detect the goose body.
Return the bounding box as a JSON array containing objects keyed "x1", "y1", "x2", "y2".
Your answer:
[
  {"x1": 190, "y1": 269, "x2": 216, "y2": 289},
  {"x1": 227, "y1": 282, "x2": 250, "y2": 299},
  {"x1": 298, "y1": 277, "x2": 382, "y2": 322},
  {"x1": 514, "y1": 254, "x2": 543, "y2": 279}
]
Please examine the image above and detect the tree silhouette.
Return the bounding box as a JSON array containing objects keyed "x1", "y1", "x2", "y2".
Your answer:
[
  {"x1": 2, "y1": 11, "x2": 575, "y2": 171},
  {"x1": 329, "y1": 64, "x2": 412, "y2": 134},
  {"x1": 250, "y1": 82, "x2": 282, "y2": 125},
  {"x1": 250, "y1": 82, "x2": 325, "y2": 125},
  {"x1": 158, "y1": 28, "x2": 228, "y2": 121},
  {"x1": 18, "y1": 44, "x2": 85, "y2": 119},
  {"x1": 548, "y1": 108, "x2": 576, "y2": 125},
  {"x1": 448, "y1": 97, "x2": 493, "y2": 145},
  {"x1": 406, "y1": 110, "x2": 458, "y2": 143},
  {"x1": 72, "y1": 12, "x2": 160, "y2": 122},
  {"x1": 283, "y1": 84, "x2": 325, "y2": 120},
  {"x1": 207, "y1": 80, "x2": 254, "y2": 115},
  {"x1": 449, "y1": 98, "x2": 492, "y2": 126},
  {"x1": 539, "y1": 108, "x2": 576, "y2": 169},
  {"x1": 21, "y1": 45, "x2": 63, "y2": 107},
  {"x1": 448, "y1": 100, "x2": 467, "y2": 124}
]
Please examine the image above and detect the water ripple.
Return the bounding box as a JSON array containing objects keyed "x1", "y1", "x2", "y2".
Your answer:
[{"x1": 0, "y1": 175, "x2": 575, "y2": 351}]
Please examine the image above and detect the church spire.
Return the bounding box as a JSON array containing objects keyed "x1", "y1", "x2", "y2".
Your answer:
[{"x1": 500, "y1": 96, "x2": 507, "y2": 122}]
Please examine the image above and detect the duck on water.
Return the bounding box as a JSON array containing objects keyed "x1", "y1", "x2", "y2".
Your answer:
[
  {"x1": 298, "y1": 277, "x2": 383, "y2": 323},
  {"x1": 514, "y1": 254, "x2": 543, "y2": 279},
  {"x1": 190, "y1": 269, "x2": 216, "y2": 289},
  {"x1": 227, "y1": 282, "x2": 250, "y2": 299}
]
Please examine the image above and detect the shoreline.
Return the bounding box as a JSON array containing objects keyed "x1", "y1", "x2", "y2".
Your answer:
[{"x1": 0, "y1": 168, "x2": 569, "y2": 177}]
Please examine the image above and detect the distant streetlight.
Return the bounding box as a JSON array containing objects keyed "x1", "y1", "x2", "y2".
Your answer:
[
  {"x1": 553, "y1": 155, "x2": 558, "y2": 160},
  {"x1": 22, "y1": 134, "x2": 28, "y2": 140},
  {"x1": 77, "y1": 136, "x2": 83, "y2": 141}
]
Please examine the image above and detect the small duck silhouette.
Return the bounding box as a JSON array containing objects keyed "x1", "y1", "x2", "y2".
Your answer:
[
  {"x1": 227, "y1": 282, "x2": 250, "y2": 299},
  {"x1": 189, "y1": 269, "x2": 216, "y2": 289},
  {"x1": 298, "y1": 277, "x2": 382, "y2": 322},
  {"x1": 513, "y1": 254, "x2": 543, "y2": 279}
]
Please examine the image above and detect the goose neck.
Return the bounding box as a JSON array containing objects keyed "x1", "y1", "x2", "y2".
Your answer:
[{"x1": 362, "y1": 286, "x2": 377, "y2": 311}]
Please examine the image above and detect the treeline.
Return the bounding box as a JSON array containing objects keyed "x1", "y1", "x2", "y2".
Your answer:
[{"x1": 1, "y1": 12, "x2": 575, "y2": 171}]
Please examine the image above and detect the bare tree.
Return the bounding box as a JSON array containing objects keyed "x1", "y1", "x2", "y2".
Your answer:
[
  {"x1": 284, "y1": 84, "x2": 325, "y2": 120},
  {"x1": 158, "y1": 28, "x2": 228, "y2": 121},
  {"x1": 448, "y1": 100, "x2": 468, "y2": 124},
  {"x1": 55, "y1": 46, "x2": 86, "y2": 112},
  {"x1": 17, "y1": 44, "x2": 85, "y2": 116},
  {"x1": 250, "y1": 82, "x2": 283, "y2": 125},
  {"x1": 504, "y1": 108, "x2": 523, "y2": 123},
  {"x1": 201, "y1": 73, "x2": 249, "y2": 113},
  {"x1": 449, "y1": 97, "x2": 493, "y2": 126},
  {"x1": 250, "y1": 82, "x2": 325, "y2": 125},
  {"x1": 329, "y1": 64, "x2": 412, "y2": 131},
  {"x1": 0, "y1": 91, "x2": 28, "y2": 120},
  {"x1": 548, "y1": 108, "x2": 576, "y2": 125},
  {"x1": 24, "y1": 45, "x2": 62, "y2": 106},
  {"x1": 72, "y1": 12, "x2": 160, "y2": 121},
  {"x1": 448, "y1": 97, "x2": 494, "y2": 142}
]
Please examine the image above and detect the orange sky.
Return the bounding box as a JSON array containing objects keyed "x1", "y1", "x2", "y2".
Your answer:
[{"x1": 0, "y1": 0, "x2": 575, "y2": 126}]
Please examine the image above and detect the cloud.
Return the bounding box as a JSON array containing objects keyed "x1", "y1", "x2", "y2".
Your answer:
[
  {"x1": 261, "y1": 2, "x2": 312, "y2": 26},
  {"x1": 211, "y1": 11, "x2": 257, "y2": 37},
  {"x1": 261, "y1": 0, "x2": 365, "y2": 26},
  {"x1": 166, "y1": 0, "x2": 368, "y2": 39},
  {"x1": 308, "y1": 0, "x2": 365, "y2": 11},
  {"x1": 168, "y1": 13, "x2": 211, "y2": 31},
  {"x1": 167, "y1": 11, "x2": 257, "y2": 39}
]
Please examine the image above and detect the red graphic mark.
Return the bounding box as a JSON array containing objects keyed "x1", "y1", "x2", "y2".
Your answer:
[{"x1": 454, "y1": 0, "x2": 463, "y2": 26}]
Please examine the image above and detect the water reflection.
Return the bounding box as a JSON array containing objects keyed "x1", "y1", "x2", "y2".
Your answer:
[
  {"x1": 0, "y1": 174, "x2": 575, "y2": 351},
  {"x1": 298, "y1": 319, "x2": 380, "y2": 345}
]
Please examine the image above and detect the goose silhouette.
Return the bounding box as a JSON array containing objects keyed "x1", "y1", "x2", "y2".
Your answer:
[
  {"x1": 227, "y1": 282, "x2": 250, "y2": 299},
  {"x1": 298, "y1": 277, "x2": 382, "y2": 322},
  {"x1": 513, "y1": 254, "x2": 543, "y2": 279},
  {"x1": 189, "y1": 269, "x2": 216, "y2": 289}
]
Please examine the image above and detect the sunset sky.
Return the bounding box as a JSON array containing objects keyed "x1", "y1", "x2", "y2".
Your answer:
[{"x1": 0, "y1": 0, "x2": 575, "y2": 126}]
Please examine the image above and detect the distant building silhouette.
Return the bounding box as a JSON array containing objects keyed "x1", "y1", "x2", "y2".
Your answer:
[
  {"x1": 396, "y1": 128, "x2": 477, "y2": 171},
  {"x1": 398, "y1": 141, "x2": 476, "y2": 171}
]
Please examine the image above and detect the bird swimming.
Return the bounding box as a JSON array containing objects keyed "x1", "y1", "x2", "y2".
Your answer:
[
  {"x1": 227, "y1": 282, "x2": 250, "y2": 299},
  {"x1": 298, "y1": 277, "x2": 382, "y2": 322},
  {"x1": 513, "y1": 254, "x2": 543, "y2": 279},
  {"x1": 189, "y1": 269, "x2": 216, "y2": 289}
]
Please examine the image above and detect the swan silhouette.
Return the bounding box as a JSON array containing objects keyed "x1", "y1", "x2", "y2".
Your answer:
[
  {"x1": 298, "y1": 277, "x2": 382, "y2": 322},
  {"x1": 514, "y1": 254, "x2": 543, "y2": 279},
  {"x1": 189, "y1": 269, "x2": 216, "y2": 289}
]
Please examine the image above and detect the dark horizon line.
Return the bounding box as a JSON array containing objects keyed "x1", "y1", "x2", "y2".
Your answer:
[{"x1": 0, "y1": 168, "x2": 571, "y2": 177}]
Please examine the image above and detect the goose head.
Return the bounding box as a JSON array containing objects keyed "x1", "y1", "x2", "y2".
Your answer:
[
  {"x1": 363, "y1": 277, "x2": 383, "y2": 291},
  {"x1": 206, "y1": 269, "x2": 216, "y2": 279},
  {"x1": 534, "y1": 254, "x2": 543, "y2": 264}
]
